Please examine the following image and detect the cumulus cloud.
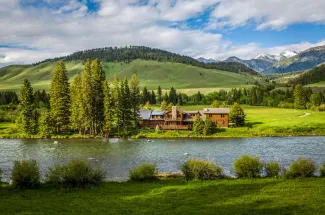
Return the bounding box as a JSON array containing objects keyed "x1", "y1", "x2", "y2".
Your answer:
[
  {"x1": 0, "y1": 0, "x2": 325, "y2": 65},
  {"x1": 210, "y1": 0, "x2": 325, "y2": 30}
]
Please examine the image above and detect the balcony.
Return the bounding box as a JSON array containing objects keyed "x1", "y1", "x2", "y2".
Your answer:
[
  {"x1": 164, "y1": 117, "x2": 183, "y2": 121},
  {"x1": 160, "y1": 125, "x2": 189, "y2": 130}
]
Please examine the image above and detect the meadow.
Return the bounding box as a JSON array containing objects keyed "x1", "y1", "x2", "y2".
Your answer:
[
  {"x1": 0, "y1": 60, "x2": 260, "y2": 91},
  {"x1": 1, "y1": 178, "x2": 325, "y2": 215}
]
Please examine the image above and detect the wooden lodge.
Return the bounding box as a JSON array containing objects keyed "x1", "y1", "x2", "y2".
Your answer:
[{"x1": 140, "y1": 106, "x2": 229, "y2": 130}]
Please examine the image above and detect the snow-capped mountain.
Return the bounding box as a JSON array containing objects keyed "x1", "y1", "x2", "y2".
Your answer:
[{"x1": 255, "y1": 50, "x2": 298, "y2": 62}]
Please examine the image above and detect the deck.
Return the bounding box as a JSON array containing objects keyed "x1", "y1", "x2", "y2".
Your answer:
[{"x1": 160, "y1": 125, "x2": 189, "y2": 130}]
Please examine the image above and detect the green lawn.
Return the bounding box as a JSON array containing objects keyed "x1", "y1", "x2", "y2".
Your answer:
[
  {"x1": 0, "y1": 60, "x2": 261, "y2": 91},
  {"x1": 1, "y1": 178, "x2": 325, "y2": 215}
]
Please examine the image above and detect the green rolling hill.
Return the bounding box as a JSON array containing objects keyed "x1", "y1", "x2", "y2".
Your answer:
[{"x1": 0, "y1": 59, "x2": 261, "y2": 91}]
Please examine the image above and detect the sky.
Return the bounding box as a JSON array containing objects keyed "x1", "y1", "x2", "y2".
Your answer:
[{"x1": 1, "y1": 0, "x2": 325, "y2": 66}]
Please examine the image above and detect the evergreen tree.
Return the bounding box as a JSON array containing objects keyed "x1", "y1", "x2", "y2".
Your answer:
[
  {"x1": 251, "y1": 87, "x2": 257, "y2": 106},
  {"x1": 157, "y1": 86, "x2": 162, "y2": 104},
  {"x1": 120, "y1": 77, "x2": 132, "y2": 136},
  {"x1": 81, "y1": 59, "x2": 94, "y2": 134},
  {"x1": 103, "y1": 79, "x2": 113, "y2": 137},
  {"x1": 112, "y1": 74, "x2": 122, "y2": 135},
  {"x1": 39, "y1": 111, "x2": 55, "y2": 137},
  {"x1": 151, "y1": 90, "x2": 156, "y2": 105},
  {"x1": 130, "y1": 75, "x2": 141, "y2": 128},
  {"x1": 142, "y1": 87, "x2": 149, "y2": 104},
  {"x1": 92, "y1": 59, "x2": 105, "y2": 134},
  {"x1": 160, "y1": 100, "x2": 168, "y2": 111},
  {"x1": 50, "y1": 61, "x2": 71, "y2": 133},
  {"x1": 229, "y1": 102, "x2": 246, "y2": 126},
  {"x1": 310, "y1": 92, "x2": 323, "y2": 107},
  {"x1": 70, "y1": 71, "x2": 83, "y2": 134},
  {"x1": 193, "y1": 116, "x2": 204, "y2": 134},
  {"x1": 203, "y1": 118, "x2": 212, "y2": 136},
  {"x1": 17, "y1": 79, "x2": 36, "y2": 135},
  {"x1": 294, "y1": 84, "x2": 307, "y2": 110},
  {"x1": 169, "y1": 87, "x2": 178, "y2": 105}
]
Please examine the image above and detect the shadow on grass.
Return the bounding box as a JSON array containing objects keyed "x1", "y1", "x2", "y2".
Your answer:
[
  {"x1": 245, "y1": 121, "x2": 263, "y2": 128},
  {"x1": 0, "y1": 179, "x2": 316, "y2": 215}
]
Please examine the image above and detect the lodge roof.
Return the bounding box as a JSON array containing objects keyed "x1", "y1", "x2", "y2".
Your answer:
[
  {"x1": 140, "y1": 110, "x2": 152, "y2": 120},
  {"x1": 203, "y1": 108, "x2": 230, "y2": 114},
  {"x1": 151, "y1": 111, "x2": 164, "y2": 115}
]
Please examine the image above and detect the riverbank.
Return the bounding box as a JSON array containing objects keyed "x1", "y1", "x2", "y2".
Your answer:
[
  {"x1": 1, "y1": 106, "x2": 325, "y2": 139},
  {"x1": 1, "y1": 178, "x2": 325, "y2": 215}
]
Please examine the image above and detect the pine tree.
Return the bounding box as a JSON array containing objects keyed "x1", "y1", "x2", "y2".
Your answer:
[
  {"x1": 50, "y1": 61, "x2": 71, "y2": 133},
  {"x1": 294, "y1": 84, "x2": 307, "y2": 110},
  {"x1": 17, "y1": 79, "x2": 36, "y2": 136},
  {"x1": 103, "y1": 79, "x2": 113, "y2": 137},
  {"x1": 112, "y1": 74, "x2": 121, "y2": 135},
  {"x1": 157, "y1": 86, "x2": 162, "y2": 104},
  {"x1": 160, "y1": 100, "x2": 168, "y2": 111},
  {"x1": 81, "y1": 59, "x2": 94, "y2": 134},
  {"x1": 130, "y1": 74, "x2": 141, "y2": 128},
  {"x1": 230, "y1": 102, "x2": 246, "y2": 126},
  {"x1": 151, "y1": 90, "x2": 156, "y2": 105},
  {"x1": 70, "y1": 71, "x2": 84, "y2": 134},
  {"x1": 39, "y1": 111, "x2": 55, "y2": 137},
  {"x1": 142, "y1": 87, "x2": 149, "y2": 104},
  {"x1": 251, "y1": 87, "x2": 257, "y2": 106},
  {"x1": 91, "y1": 59, "x2": 105, "y2": 134},
  {"x1": 203, "y1": 118, "x2": 212, "y2": 136},
  {"x1": 120, "y1": 77, "x2": 132, "y2": 137},
  {"x1": 193, "y1": 116, "x2": 204, "y2": 134}
]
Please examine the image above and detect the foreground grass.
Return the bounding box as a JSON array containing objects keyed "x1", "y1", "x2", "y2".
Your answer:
[{"x1": 1, "y1": 178, "x2": 325, "y2": 215}]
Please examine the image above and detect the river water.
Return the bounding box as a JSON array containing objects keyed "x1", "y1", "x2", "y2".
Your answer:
[{"x1": 1, "y1": 137, "x2": 325, "y2": 182}]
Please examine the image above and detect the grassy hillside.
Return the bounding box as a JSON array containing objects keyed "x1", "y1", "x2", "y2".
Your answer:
[
  {"x1": 1, "y1": 179, "x2": 325, "y2": 215},
  {"x1": 0, "y1": 60, "x2": 260, "y2": 91}
]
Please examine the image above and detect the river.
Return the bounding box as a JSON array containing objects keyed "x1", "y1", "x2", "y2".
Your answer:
[{"x1": 1, "y1": 137, "x2": 325, "y2": 182}]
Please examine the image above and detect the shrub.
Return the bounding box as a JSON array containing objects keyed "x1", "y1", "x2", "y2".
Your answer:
[
  {"x1": 264, "y1": 161, "x2": 283, "y2": 177},
  {"x1": 181, "y1": 159, "x2": 224, "y2": 180},
  {"x1": 318, "y1": 104, "x2": 325, "y2": 112},
  {"x1": 319, "y1": 162, "x2": 325, "y2": 177},
  {"x1": 285, "y1": 157, "x2": 316, "y2": 178},
  {"x1": 11, "y1": 160, "x2": 40, "y2": 189},
  {"x1": 233, "y1": 155, "x2": 262, "y2": 178},
  {"x1": 45, "y1": 159, "x2": 105, "y2": 188},
  {"x1": 129, "y1": 164, "x2": 157, "y2": 181}
]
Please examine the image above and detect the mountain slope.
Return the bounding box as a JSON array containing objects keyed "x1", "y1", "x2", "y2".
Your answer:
[
  {"x1": 224, "y1": 57, "x2": 274, "y2": 73},
  {"x1": 265, "y1": 45, "x2": 325, "y2": 74},
  {"x1": 0, "y1": 60, "x2": 262, "y2": 91},
  {"x1": 289, "y1": 64, "x2": 325, "y2": 86},
  {"x1": 197, "y1": 57, "x2": 217, "y2": 64}
]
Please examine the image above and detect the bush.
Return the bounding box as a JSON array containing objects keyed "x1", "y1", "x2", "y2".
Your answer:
[
  {"x1": 233, "y1": 155, "x2": 262, "y2": 178},
  {"x1": 319, "y1": 162, "x2": 325, "y2": 177},
  {"x1": 129, "y1": 164, "x2": 157, "y2": 181},
  {"x1": 181, "y1": 159, "x2": 224, "y2": 180},
  {"x1": 285, "y1": 157, "x2": 316, "y2": 178},
  {"x1": 11, "y1": 160, "x2": 40, "y2": 189},
  {"x1": 264, "y1": 161, "x2": 283, "y2": 177},
  {"x1": 45, "y1": 159, "x2": 105, "y2": 188}
]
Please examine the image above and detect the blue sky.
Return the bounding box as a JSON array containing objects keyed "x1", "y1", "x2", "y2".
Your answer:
[{"x1": 1, "y1": 0, "x2": 325, "y2": 65}]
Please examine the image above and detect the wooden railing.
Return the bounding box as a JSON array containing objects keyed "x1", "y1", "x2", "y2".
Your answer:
[
  {"x1": 164, "y1": 117, "x2": 183, "y2": 121},
  {"x1": 160, "y1": 125, "x2": 189, "y2": 130}
]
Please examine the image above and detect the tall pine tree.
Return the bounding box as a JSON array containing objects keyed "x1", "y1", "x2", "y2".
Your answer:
[
  {"x1": 130, "y1": 74, "x2": 141, "y2": 129},
  {"x1": 18, "y1": 79, "x2": 37, "y2": 135},
  {"x1": 294, "y1": 84, "x2": 307, "y2": 110},
  {"x1": 91, "y1": 59, "x2": 105, "y2": 134},
  {"x1": 103, "y1": 79, "x2": 113, "y2": 137},
  {"x1": 50, "y1": 61, "x2": 71, "y2": 133},
  {"x1": 70, "y1": 71, "x2": 84, "y2": 134},
  {"x1": 157, "y1": 86, "x2": 162, "y2": 104}
]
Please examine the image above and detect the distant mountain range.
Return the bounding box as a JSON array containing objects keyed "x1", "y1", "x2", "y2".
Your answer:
[
  {"x1": 222, "y1": 45, "x2": 325, "y2": 74},
  {"x1": 197, "y1": 57, "x2": 217, "y2": 64}
]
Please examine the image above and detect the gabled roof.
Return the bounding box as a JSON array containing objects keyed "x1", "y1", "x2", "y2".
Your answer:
[
  {"x1": 186, "y1": 111, "x2": 200, "y2": 114},
  {"x1": 151, "y1": 111, "x2": 164, "y2": 115},
  {"x1": 140, "y1": 110, "x2": 152, "y2": 120},
  {"x1": 203, "y1": 108, "x2": 230, "y2": 114}
]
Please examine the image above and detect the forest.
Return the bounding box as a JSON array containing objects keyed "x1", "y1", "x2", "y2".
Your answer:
[
  {"x1": 290, "y1": 64, "x2": 325, "y2": 85},
  {"x1": 33, "y1": 46, "x2": 259, "y2": 76}
]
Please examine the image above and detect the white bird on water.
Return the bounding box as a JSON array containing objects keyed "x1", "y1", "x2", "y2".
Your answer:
[{"x1": 184, "y1": 153, "x2": 189, "y2": 156}]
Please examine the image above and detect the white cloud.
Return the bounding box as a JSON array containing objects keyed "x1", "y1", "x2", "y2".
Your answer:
[
  {"x1": 210, "y1": 0, "x2": 325, "y2": 30},
  {"x1": 0, "y1": 0, "x2": 325, "y2": 66}
]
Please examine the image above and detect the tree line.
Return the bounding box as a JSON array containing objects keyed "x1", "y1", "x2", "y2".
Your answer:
[
  {"x1": 18, "y1": 59, "x2": 141, "y2": 137},
  {"x1": 143, "y1": 84, "x2": 324, "y2": 111},
  {"x1": 34, "y1": 46, "x2": 258, "y2": 76}
]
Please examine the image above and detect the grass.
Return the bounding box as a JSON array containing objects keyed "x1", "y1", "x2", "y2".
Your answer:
[
  {"x1": 0, "y1": 60, "x2": 260, "y2": 91},
  {"x1": 1, "y1": 178, "x2": 325, "y2": 214}
]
